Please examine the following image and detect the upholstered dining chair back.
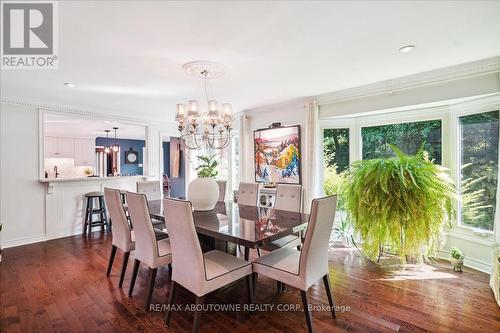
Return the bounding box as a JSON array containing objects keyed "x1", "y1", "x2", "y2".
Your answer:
[
  {"x1": 163, "y1": 198, "x2": 205, "y2": 291},
  {"x1": 104, "y1": 188, "x2": 133, "y2": 252},
  {"x1": 299, "y1": 195, "x2": 337, "y2": 289},
  {"x1": 237, "y1": 182, "x2": 259, "y2": 206},
  {"x1": 216, "y1": 180, "x2": 227, "y2": 202},
  {"x1": 137, "y1": 180, "x2": 162, "y2": 200},
  {"x1": 275, "y1": 184, "x2": 302, "y2": 213},
  {"x1": 126, "y1": 192, "x2": 159, "y2": 267}
]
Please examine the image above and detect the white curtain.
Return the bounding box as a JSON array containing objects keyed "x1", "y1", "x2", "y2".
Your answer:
[
  {"x1": 238, "y1": 113, "x2": 249, "y2": 183},
  {"x1": 303, "y1": 101, "x2": 320, "y2": 212}
]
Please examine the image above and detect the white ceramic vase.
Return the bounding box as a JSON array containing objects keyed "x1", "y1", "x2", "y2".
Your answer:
[{"x1": 187, "y1": 177, "x2": 219, "y2": 211}]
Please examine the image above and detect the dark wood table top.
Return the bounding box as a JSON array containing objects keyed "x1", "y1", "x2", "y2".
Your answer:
[{"x1": 148, "y1": 200, "x2": 309, "y2": 248}]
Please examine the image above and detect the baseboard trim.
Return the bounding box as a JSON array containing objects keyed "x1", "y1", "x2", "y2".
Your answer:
[{"x1": 1, "y1": 234, "x2": 47, "y2": 249}]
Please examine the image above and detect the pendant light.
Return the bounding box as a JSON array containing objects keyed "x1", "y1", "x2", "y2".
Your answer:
[
  {"x1": 112, "y1": 127, "x2": 119, "y2": 152},
  {"x1": 103, "y1": 130, "x2": 111, "y2": 154}
]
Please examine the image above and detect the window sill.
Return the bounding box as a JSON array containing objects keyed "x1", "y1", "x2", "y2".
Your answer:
[{"x1": 446, "y1": 225, "x2": 494, "y2": 246}]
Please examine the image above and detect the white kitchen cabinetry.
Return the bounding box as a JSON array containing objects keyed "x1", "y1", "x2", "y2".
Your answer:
[
  {"x1": 45, "y1": 137, "x2": 59, "y2": 157},
  {"x1": 45, "y1": 137, "x2": 75, "y2": 158},
  {"x1": 74, "y1": 139, "x2": 95, "y2": 166}
]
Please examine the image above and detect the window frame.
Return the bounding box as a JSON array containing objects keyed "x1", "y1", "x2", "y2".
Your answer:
[
  {"x1": 451, "y1": 100, "x2": 500, "y2": 237},
  {"x1": 319, "y1": 118, "x2": 356, "y2": 195}
]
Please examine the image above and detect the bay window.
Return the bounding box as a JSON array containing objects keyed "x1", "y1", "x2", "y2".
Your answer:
[{"x1": 458, "y1": 110, "x2": 499, "y2": 231}]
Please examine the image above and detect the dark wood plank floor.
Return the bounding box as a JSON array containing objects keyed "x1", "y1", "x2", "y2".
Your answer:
[{"x1": 1, "y1": 232, "x2": 499, "y2": 332}]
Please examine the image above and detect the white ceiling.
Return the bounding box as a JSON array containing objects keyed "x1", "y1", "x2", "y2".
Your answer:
[
  {"x1": 2, "y1": 1, "x2": 500, "y2": 122},
  {"x1": 44, "y1": 113, "x2": 146, "y2": 140}
]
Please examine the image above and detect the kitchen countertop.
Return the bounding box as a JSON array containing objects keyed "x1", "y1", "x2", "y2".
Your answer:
[{"x1": 39, "y1": 175, "x2": 148, "y2": 183}]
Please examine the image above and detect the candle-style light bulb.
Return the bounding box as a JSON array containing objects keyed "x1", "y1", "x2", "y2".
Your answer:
[
  {"x1": 187, "y1": 100, "x2": 200, "y2": 118},
  {"x1": 176, "y1": 104, "x2": 186, "y2": 121}
]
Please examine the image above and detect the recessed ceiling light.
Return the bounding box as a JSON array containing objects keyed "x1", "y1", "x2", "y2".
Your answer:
[
  {"x1": 399, "y1": 45, "x2": 415, "y2": 53},
  {"x1": 64, "y1": 82, "x2": 76, "y2": 88}
]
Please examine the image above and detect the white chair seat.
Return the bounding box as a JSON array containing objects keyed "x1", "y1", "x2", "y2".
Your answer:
[
  {"x1": 203, "y1": 250, "x2": 252, "y2": 280},
  {"x1": 253, "y1": 246, "x2": 307, "y2": 289},
  {"x1": 189, "y1": 250, "x2": 252, "y2": 296},
  {"x1": 266, "y1": 235, "x2": 301, "y2": 251}
]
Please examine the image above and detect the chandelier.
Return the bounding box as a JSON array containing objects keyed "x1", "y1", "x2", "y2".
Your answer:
[{"x1": 175, "y1": 61, "x2": 233, "y2": 150}]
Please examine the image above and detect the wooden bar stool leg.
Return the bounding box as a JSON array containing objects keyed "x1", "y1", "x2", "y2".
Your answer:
[
  {"x1": 88, "y1": 198, "x2": 94, "y2": 236},
  {"x1": 83, "y1": 197, "x2": 90, "y2": 235}
]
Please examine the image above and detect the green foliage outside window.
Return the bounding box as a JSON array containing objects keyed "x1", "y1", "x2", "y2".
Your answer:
[
  {"x1": 362, "y1": 120, "x2": 442, "y2": 164},
  {"x1": 323, "y1": 128, "x2": 349, "y2": 173},
  {"x1": 459, "y1": 111, "x2": 499, "y2": 231},
  {"x1": 323, "y1": 164, "x2": 347, "y2": 211}
]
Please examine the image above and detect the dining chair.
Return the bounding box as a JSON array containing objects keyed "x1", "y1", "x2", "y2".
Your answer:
[
  {"x1": 237, "y1": 182, "x2": 259, "y2": 206},
  {"x1": 163, "y1": 198, "x2": 253, "y2": 333},
  {"x1": 235, "y1": 182, "x2": 259, "y2": 257},
  {"x1": 104, "y1": 188, "x2": 134, "y2": 288},
  {"x1": 137, "y1": 180, "x2": 164, "y2": 228},
  {"x1": 125, "y1": 192, "x2": 172, "y2": 311},
  {"x1": 265, "y1": 184, "x2": 303, "y2": 252},
  {"x1": 137, "y1": 180, "x2": 162, "y2": 200},
  {"x1": 252, "y1": 195, "x2": 338, "y2": 333},
  {"x1": 216, "y1": 180, "x2": 227, "y2": 202}
]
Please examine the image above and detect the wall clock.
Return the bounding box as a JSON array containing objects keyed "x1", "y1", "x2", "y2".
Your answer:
[{"x1": 125, "y1": 148, "x2": 139, "y2": 164}]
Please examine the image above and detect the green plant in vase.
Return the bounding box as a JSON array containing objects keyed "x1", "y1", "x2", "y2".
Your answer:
[
  {"x1": 333, "y1": 215, "x2": 357, "y2": 248},
  {"x1": 195, "y1": 155, "x2": 218, "y2": 178},
  {"x1": 188, "y1": 155, "x2": 220, "y2": 211},
  {"x1": 450, "y1": 246, "x2": 465, "y2": 272},
  {"x1": 344, "y1": 144, "x2": 456, "y2": 263}
]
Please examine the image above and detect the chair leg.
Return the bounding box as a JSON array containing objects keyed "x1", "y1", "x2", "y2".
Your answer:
[
  {"x1": 256, "y1": 248, "x2": 261, "y2": 257},
  {"x1": 118, "y1": 251, "x2": 130, "y2": 288},
  {"x1": 106, "y1": 245, "x2": 117, "y2": 276},
  {"x1": 145, "y1": 267, "x2": 158, "y2": 311},
  {"x1": 192, "y1": 295, "x2": 204, "y2": 333},
  {"x1": 128, "y1": 259, "x2": 140, "y2": 297},
  {"x1": 252, "y1": 272, "x2": 258, "y2": 296},
  {"x1": 322, "y1": 274, "x2": 336, "y2": 318},
  {"x1": 300, "y1": 290, "x2": 314, "y2": 333},
  {"x1": 246, "y1": 274, "x2": 254, "y2": 304},
  {"x1": 165, "y1": 280, "x2": 178, "y2": 326},
  {"x1": 244, "y1": 247, "x2": 249, "y2": 261}
]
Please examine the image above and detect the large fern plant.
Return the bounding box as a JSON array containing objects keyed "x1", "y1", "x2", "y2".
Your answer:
[{"x1": 345, "y1": 144, "x2": 456, "y2": 262}]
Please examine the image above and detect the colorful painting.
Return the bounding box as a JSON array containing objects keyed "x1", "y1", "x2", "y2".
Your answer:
[{"x1": 254, "y1": 125, "x2": 301, "y2": 184}]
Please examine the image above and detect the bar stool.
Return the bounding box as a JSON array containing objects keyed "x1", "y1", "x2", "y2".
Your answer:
[{"x1": 83, "y1": 191, "x2": 109, "y2": 235}]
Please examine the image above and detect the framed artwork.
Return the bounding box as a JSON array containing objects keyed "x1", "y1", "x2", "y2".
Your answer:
[
  {"x1": 125, "y1": 148, "x2": 139, "y2": 164},
  {"x1": 254, "y1": 125, "x2": 301, "y2": 184}
]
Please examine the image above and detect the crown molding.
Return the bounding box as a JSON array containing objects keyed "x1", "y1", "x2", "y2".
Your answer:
[
  {"x1": 316, "y1": 56, "x2": 500, "y2": 105},
  {"x1": 241, "y1": 96, "x2": 314, "y2": 115},
  {"x1": 0, "y1": 98, "x2": 177, "y2": 127}
]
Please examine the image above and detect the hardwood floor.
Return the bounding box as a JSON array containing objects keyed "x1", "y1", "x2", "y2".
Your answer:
[{"x1": 1, "y1": 233, "x2": 499, "y2": 332}]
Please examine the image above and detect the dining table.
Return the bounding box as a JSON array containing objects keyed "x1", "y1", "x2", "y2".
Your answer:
[{"x1": 147, "y1": 200, "x2": 309, "y2": 260}]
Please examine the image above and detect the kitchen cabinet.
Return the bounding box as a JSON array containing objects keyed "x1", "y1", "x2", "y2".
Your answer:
[
  {"x1": 45, "y1": 137, "x2": 59, "y2": 157},
  {"x1": 74, "y1": 139, "x2": 95, "y2": 166},
  {"x1": 45, "y1": 137, "x2": 74, "y2": 158}
]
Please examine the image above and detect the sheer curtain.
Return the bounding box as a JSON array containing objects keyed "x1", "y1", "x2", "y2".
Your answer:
[{"x1": 303, "y1": 101, "x2": 320, "y2": 212}]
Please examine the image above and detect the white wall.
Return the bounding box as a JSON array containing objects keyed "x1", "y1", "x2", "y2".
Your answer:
[
  {"x1": 0, "y1": 103, "x2": 46, "y2": 247},
  {"x1": 0, "y1": 101, "x2": 178, "y2": 248},
  {"x1": 239, "y1": 98, "x2": 314, "y2": 209}
]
